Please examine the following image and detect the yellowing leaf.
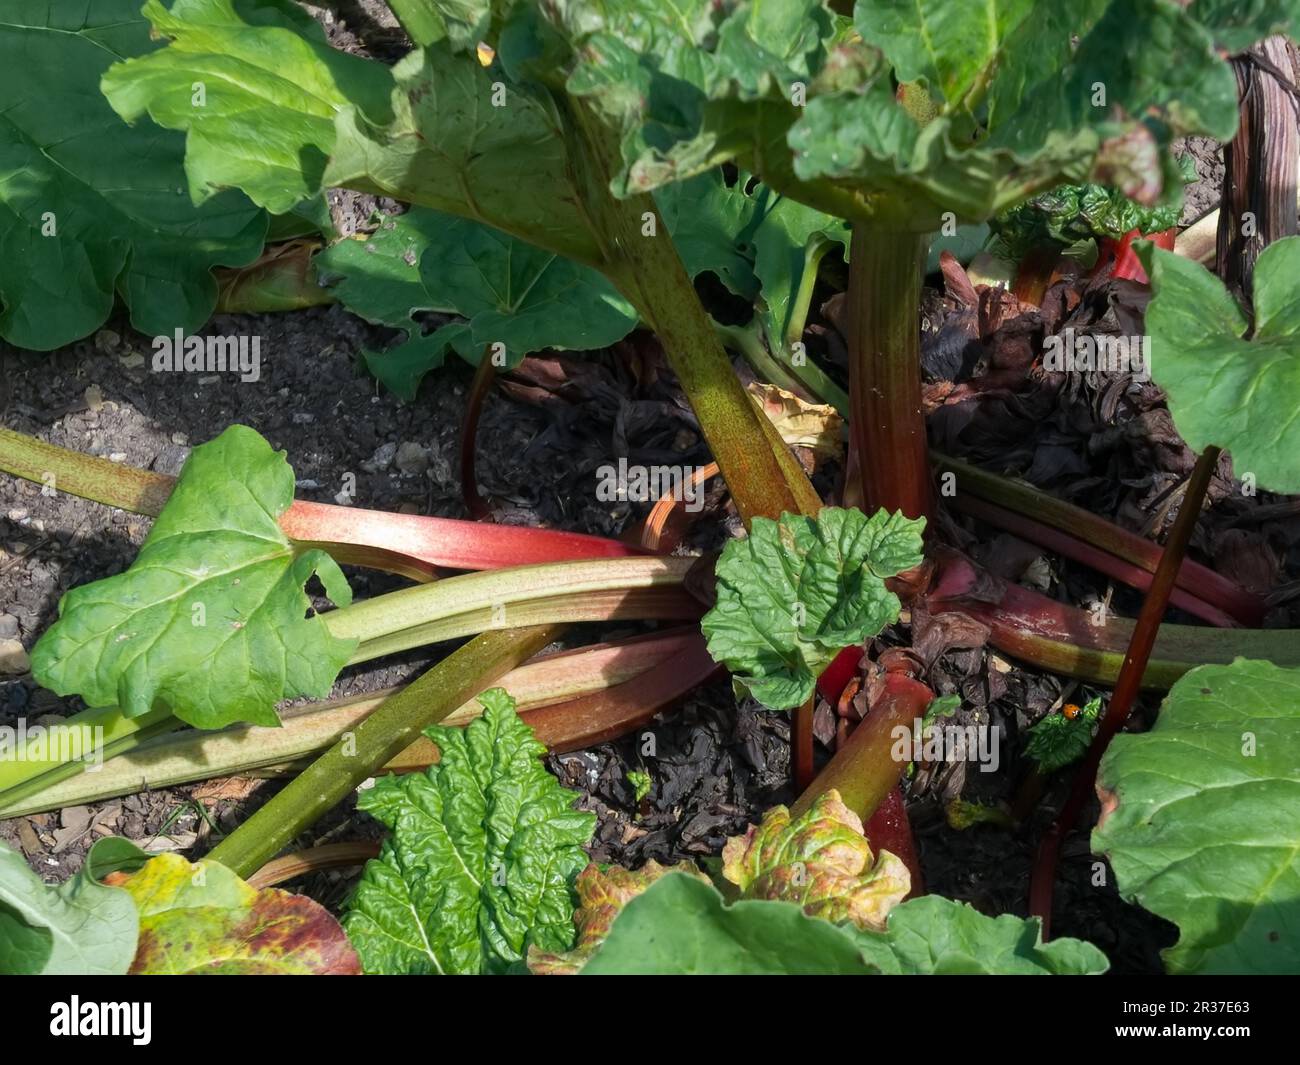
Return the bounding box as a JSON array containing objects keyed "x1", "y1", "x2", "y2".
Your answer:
[
  {"x1": 722, "y1": 790, "x2": 909, "y2": 930},
  {"x1": 104, "y1": 852, "x2": 359, "y2": 975}
]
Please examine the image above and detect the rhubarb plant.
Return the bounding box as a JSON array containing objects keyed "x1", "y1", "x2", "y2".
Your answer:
[
  {"x1": 99, "y1": 0, "x2": 824, "y2": 523},
  {"x1": 701, "y1": 507, "x2": 925, "y2": 709},
  {"x1": 342, "y1": 689, "x2": 595, "y2": 974},
  {"x1": 544, "y1": 0, "x2": 1294, "y2": 515},
  {"x1": 1094, "y1": 659, "x2": 1300, "y2": 974}
]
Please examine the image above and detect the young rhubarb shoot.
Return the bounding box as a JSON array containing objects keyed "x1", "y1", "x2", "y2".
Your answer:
[{"x1": 342, "y1": 688, "x2": 595, "y2": 975}]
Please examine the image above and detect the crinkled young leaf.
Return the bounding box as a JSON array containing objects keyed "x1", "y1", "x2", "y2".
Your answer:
[
  {"x1": 343, "y1": 689, "x2": 595, "y2": 974},
  {"x1": 548, "y1": 0, "x2": 842, "y2": 198},
  {"x1": 580, "y1": 873, "x2": 1107, "y2": 974},
  {"x1": 1024, "y1": 696, "x2": 1102, "y2": 774},
  {"x1": 526, "y1": 859, "x2": 709, "y2": 974},
  {"x1": 102, "y1": 0, "x2": 393, "y2": 216},
  {"x1": 0, "y1": 0, "x2": 267, "y2": 349},
  {"x1": 991, "y1": 170, "x2": 1191, "y2": 262},
  {"x1": 0, "y1": 841, "x2": 137, "y2": 976},
  {"x1": 701, "y1": 507, "x2": 925, "y2": 710},
  {"x1": 99, "y1": 847, "x2": 359, "y2": 975},
  {"x1": 1093, "y1": 659, "x2": 1300, "y2": 974},
  {"x1": 317, "y1": 207, "x2": 636, "y2": 398},
  {"x1": 31, "y1": 425, "x2": 356, "y2": 729},
  {"x1": 1140, "y1": 238, "x2": 1300, "y2": 494},
  {"x1": 721, "y1": 790, "x2": 909, "y2": 929}
]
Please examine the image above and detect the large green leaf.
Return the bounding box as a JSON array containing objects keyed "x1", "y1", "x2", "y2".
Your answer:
[
  {"x1": 102, "y1": 0, "x2": 393, "y2": 216},
  {"x1": 701, "y1": 507, "x2": 925, "y2": 710},
  {"x1": 99, "y1": 845, "x2": 359, "y2": 974},
  {"x1": 1139, "y1": 238, "x2": 1300, "y2": 494},
  {"x1": 0, "y1": 0, "x2": 268, "y2": 349},
  {"x1": 847, "y1": 895, "x2": 1109, "y2": 974},
  {"x1": 854, "y1": 0, "x2": 1037, "y2": 108},
  {"x1": 0, "y1": 840, "x2": 137, "y2": 976},
  {"x1": 318, "y1": 207, "x2": 637, "y2": 398},
  {"x1": 31, "y1": 425, "x2": 356, "y2": 729},
  {"x1": 343, "y1": 688, "x2": 596, "y2": 974},
  {"x1": 550, "y1": 0, "x2": 1280, "y2": 229},
  {"x1": 325, "y1": 43, "x2": 603, "y2": 265},
  {"x1": 1094, "y1": 659, "x2": 1300, "y2": 974},
  {"x1": 580, "y1": 873, "x2": 1108, "y2": 974}
]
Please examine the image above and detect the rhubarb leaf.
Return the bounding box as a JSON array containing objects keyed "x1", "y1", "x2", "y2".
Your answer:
[
  {"x1": 721, "y1": 790, "x2": 909, "y2": 930},
  {"x1": 579, "y1": 873, "x2": 1107, "y2": 974},
  {"x1": 527, "y1": 859, "x2": 710, "y2": 974},
  {"x1": 846, "y1": 895, "x2": 1108, "y2": 975},
  {"x1": 97, "y1": 844, "x2": 359, "y2": 975},
  {"x1": 0, "y1": 0, "x2": 268, "y2": 349},
  {"x1": 317, "y1": 208, "x2": 637, "y2": 398},
  {"x1": 1140, "y1": 238, "x2": 1300, "y2": 494},
  {"x1": 102, "y1": 0, "x2": 393, "y2": 216},
  {"x1": 1188, "y1": 0, "x2": 1300, "y2": 52},
  {"x1": 553, "y1": 0, "x2": 1274, "y2": 231},
  {"x1": 1093, "y1": 659, "x2": 1300, "y2": 974},
  {"x1": 0, "y1": 840, "x2": 137, "y2": 976},
  {"x1": 324, "y1": 42, "x2": 603, "y2": 264},
  {"x1": 343, "y1": 688, "x2": 595, "y2": 974},
  {"x1": 853, "y1": 0, "x2": 1037, "y2": 108},
  {"x1": 31, "y1": 425, "x2": 356, "y2": 729},
  {"x1": 701, "y1": 507, "x2": 925, "y2": 710}
]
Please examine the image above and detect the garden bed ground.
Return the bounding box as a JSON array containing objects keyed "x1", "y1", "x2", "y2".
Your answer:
[{"x1": 2, "y1": 286, "x2": 1223, "y2": 974}]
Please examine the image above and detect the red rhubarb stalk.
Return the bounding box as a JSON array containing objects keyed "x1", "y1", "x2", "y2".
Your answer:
[
  {"x1": 846, "y1": 229, "x2": 934, "y2": 521},
  {"x1": 792, "y1": 671, "x2": 934, "y2": 824},
  {"x1": 951, "y1": 493, "x2": 1238, "y2": 627},
  {"x1": 1093, "y1": 226, "x2": 1177, "y2": 283},
  {"x1": 935, "y1": 452, "x2": 1265, "y2": 625},
  {"x1": 815, "y1": 652, "x2": 925, "y2": 893},
  {"x1": 1028, "y1": 447, "x2": 1221, "y2": 936}
]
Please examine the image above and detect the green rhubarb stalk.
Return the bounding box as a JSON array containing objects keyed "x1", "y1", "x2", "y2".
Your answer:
[
  {"x1": 567, "y1": 99, "x2": 822, "y2": 525},
  {"x1": 208, "y1": 625, "x2": 563, "y2": 879},
  {"x1": 847, "y1": 229, "x2": 934, "y2": 521},
  {"x1": 0, "y1": 631, "x2": 700, "y2": 819},
  {"x1": 0, "y1": 426, "x2": 169, "y2": 515},
  {"x1": 0, "y1": 560, "x2": 694, "y2": 805}
]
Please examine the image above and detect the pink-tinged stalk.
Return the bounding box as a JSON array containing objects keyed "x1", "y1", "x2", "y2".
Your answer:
[
  {"x1": 950, "y1": 494, "x2": 1238, "y2": 627},
  {"x1": 935, "y1": 452, "x2": 1264, "y2": 626}
]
